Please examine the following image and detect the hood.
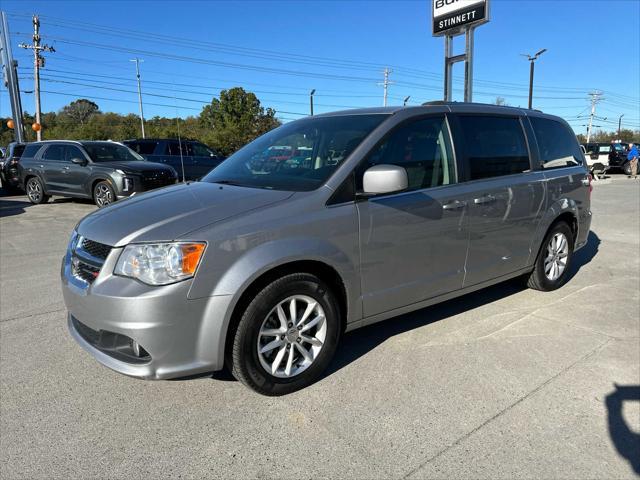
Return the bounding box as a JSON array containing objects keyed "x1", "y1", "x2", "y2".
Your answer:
[
  {"x1": 77, "y1": 182, "x2": 294, "y2": 247},
  {"x1": 94, "y1": 160, "x2": 174, "y2": 174}
]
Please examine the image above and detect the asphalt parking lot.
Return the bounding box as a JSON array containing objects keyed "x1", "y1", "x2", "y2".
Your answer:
[{"x1": 1, "y1": 177, "x2": 639, "y2": 479}]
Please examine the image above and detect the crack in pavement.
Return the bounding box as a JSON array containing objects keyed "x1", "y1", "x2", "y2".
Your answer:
[
  {"x1": 0, "y1": 307, "x2": 66, "y2": 324},
  {"x1": 401, "y1": 337, "x2": 613, "y2": 479}
]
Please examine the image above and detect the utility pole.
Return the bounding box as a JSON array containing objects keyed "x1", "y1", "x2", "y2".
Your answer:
[
  {"x1": 130, "y1": 58, "x2": 145, "y2": 138},
  {"x1": 19, "y1": 15, "x2": 54, "y2": 141},
  {"x1": 586, "y1": 91, "x2": 603, "y2": 143},
  {"x1": 1, "y1": 11, "x2": 25, "y2": 142},
  {"x1": 521, "y1": 49, "x2": 547, "y2": 110},
  {"x1": 618, "y1": 114, "x2": 624, "y2": 138},
  {"x1": 309, "y1": 89, "x2": 315, "y2": 116},
  {"x1": 378, "y1": 68, "x2": 393, "y2": 107}
]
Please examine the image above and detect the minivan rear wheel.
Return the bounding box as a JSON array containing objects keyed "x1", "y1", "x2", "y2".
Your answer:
[
  {"x1": 527, "y1": 221, "x2": 574, "y2": 291},
  {"x1": 230, "y1": 273, "x2": 341, "y2": 395}
]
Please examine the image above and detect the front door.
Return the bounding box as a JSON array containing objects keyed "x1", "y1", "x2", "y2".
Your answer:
[
  {"x1": 453, "y1": 114, "x2": 545, "y2": 287},
  {"x1": 357, "y1": 115, "x2": 469, "y2": 317},
  {"x1": 62, "y1": 145, "x2": 92, "y2": 196}
]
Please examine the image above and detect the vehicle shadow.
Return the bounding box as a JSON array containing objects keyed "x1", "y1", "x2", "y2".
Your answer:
[
  {"x1": 605, "y1": 384, "x2": 640, "y2": 475},
  {"x1": 0, "y1": 197, "x2": 32, "y2": 217},
  {"x1": 326, "y1": 230, "x2": 601, "y2": 378}
]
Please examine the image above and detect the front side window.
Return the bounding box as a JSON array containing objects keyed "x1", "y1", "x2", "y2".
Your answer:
[
  {"x1": 127, "y1": 141, "x2": 157, "y2": 155},
  {"x1": 357, "y1": 116, "x2": 456, "y2": 191},
  {"x1": 458, "y1": 116, "x2": 530, "y2": 180},
  {"x1": 189, "y1": 142, "x2": 215, "y2": 157},
  {"x1": 43, "y1": 144, "x2": 66, "y2": 161},
  {"x1": 530, "y1": 117, "x2": 583, "y2": 169},
  {"x1": 82, "y1": 143, "x2": 143, "y2": 162},
  {"x1": 203, "y1": 114, "x2": 388, "y2": 191},
  {"x1": 65, "y1": 146, "x2": 86, "y2": 162},
  {"x1": 164, "y1": 141, "x2": 188, "y2": 156}
]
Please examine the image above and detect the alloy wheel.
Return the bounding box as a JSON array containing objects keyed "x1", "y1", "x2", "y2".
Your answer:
[
  {"x1": 544, "y1": 232, "x2": 569, "y2": 281},
  {"x1": 27, "y1": 179, "x2": 42, "y2": 203},
  {"x1": 94, "y1": 183, "x2": 113, "y2": 207},
  {"x1": 256, "y1": 295, "x2": 327, "y2": 378}
]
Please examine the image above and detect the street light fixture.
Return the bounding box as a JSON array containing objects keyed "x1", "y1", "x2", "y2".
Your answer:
[
  {"x1": 403, "y1": 95, "x2": 411, "y2": 106},
  {"x1": 521, "y1": 48, "x2": 547, "y2": 109}
]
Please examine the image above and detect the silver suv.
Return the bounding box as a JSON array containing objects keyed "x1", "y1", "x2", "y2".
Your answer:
[{"x1": 62, "y1": 103, "x2": 592, "y2": 395}]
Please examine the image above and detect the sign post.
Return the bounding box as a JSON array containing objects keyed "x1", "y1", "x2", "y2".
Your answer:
[{"x1": 432, "y1": 0, "x2": 490, "y2": 102}]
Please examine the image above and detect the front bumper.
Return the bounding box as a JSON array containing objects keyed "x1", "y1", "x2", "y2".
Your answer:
[{"x1": 61, "y1": 246, "x2": 232, "y2": 379}]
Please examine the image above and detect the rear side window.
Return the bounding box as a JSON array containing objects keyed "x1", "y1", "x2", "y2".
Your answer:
[
  {"x1": 164, "y1": 141, "x2": 188, "y2": 156},
  {"x1": 458, "y1": 116, "x2": 530, "y2": 180},
  {"x1": 43, "y1": 144, "x2": 66, "y2": 161},
  {"x1": 359, "y1": 116, "x2": 456, "y2": 191},
  {"x1": 530, "y1": 117, "x2": 583, "y2": 169},
  {"x1": 127, "y1": 141, "x2": 157, "y2": 155},
  {"x1": 22, "y1": 144, "x2": 42, "y2": 158}
]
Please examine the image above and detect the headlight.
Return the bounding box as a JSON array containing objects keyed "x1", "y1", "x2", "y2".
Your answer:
[
  {"x1": 67, "y1": 230, "x2": 79, "y2": 253},
  {"x1": 114, "y1": 242, "x2": 206, "y2": 285}
]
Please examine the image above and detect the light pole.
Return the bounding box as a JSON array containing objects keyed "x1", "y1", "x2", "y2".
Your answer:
[
  {"x1": 309, "y1": 89, "x2": 315, "y2": 116},
  {"x1": 522, "y1": 48, "x2": 547, "y2": 110},
  {"x1": 130, "y1": 58, "x2": 145, "y2": 138},
  {"x1": 403, "y1": 95, "x2": 411, "y2": 106},
  {"x1": 618, "y1": 114, "x2": 624, "y2": 138}
]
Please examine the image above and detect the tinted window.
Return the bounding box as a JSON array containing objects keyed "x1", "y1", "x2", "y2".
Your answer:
[
  {"x1": 459, "y1": 116, "x2": 530, "y2": 180},
  {"x1": 164, "y1": 141, "x2": 188, "y2": 156},
  {"x1": 599, "y1": 144, "x2": 611, "y2": 153},
  {"x1": 82, "y1": 143, "x2": 143, "y2": 162},
  {"x1": 66, "y1": 146, "x2": 86, "y2": 162},
  {"x1": 189, "y1": 142, "x2": 214, "y2": 157},
  {"x1": 43, "y1": 144, "x2": 66, "y2": 161},
  {"x1": 22, "y1": 144, "x2": 42, "y2": 158},
  {"x1": 530, "y1": 117, "x2": 583, "y2": 169},
  {"x1": 11, "y1": 144, "x2": 26, "y2": 158},
  {"x1": 203, "y1": 114, "x2": 388, "y2": 192},
  {"x1": 126, "y1": 141, "x2": 157, "y2": 155},
  {"x1": 358, "y1": 116, "x2": 456, "y2": 191}
]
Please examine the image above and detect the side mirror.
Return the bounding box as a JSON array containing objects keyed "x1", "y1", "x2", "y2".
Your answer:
[
  {"x1": 71, "y1": 157, "x2": 88, "y2": 166},
  {"x1": 363, "y1": 164, "x2": 408, "y2": 195}
]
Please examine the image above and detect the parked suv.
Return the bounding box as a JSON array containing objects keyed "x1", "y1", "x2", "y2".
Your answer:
[
  {"x1": 582, "y1": 142, "x2": 630, "y2": 173},
  {"x1": 19, "y1": 140, "x2": 178, "y2": 207},
  {"x1": 63, "y1": 104, "x2": 591, "y2": 395},
  {"x1": 0, "y1": 142, "x2": 26, "y2": 192},
  {"x1": 123, "y1": 138, "x2": 223, "y2": 181}
]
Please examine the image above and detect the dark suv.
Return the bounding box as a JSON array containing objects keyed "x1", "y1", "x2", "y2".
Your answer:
[
  {"x1": 123, "y1": 139, "x2": 223, "y2": 181},
  {"x1": 18, "y1": 141, "x2": 178, "y2": 207},
  {"x1": 0, "y1": 142, "x2": 26, "y2": 192}
]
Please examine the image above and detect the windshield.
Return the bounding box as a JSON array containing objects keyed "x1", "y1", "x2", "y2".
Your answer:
[
  {"x1": 82, "y1": 143, "x2": 144, "y2": 162},
  {"x1": 202, "y1": 114, "x2": 388, "y2": 191}
]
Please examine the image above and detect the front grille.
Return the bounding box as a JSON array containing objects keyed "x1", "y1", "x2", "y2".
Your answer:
[
  {"x1": 141, "y1": 170, "x2": 177, "y2": 191},
  {"x1": 81, "y1": 238, "x2": 112, "y2": 260},
  {"x1": 73, "y1": 259, "x2": 100, "y2": 284}
]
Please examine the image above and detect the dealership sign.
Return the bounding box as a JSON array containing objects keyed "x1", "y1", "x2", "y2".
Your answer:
[{"x1": 432, "y1": 0, "x2": 489, "y2": 36}]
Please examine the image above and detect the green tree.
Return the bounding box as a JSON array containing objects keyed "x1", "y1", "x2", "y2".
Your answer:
[
  {"x1": 61, "y1": 99, "x2": 100, "y2": 125},
  {"x1": 200, "y1": 87, "x2": 281, "y2": 156}
]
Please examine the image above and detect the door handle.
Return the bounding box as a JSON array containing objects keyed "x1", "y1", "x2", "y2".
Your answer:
[
  {"x1": 442, "y1": 200, "x2": 467, "y2": 210},
  {"x1": 39, "y1": 164, "x2": 44, "y2": 168},
  {"x1": 474, "y1": 195, "x2": 496, "y2": 205}
]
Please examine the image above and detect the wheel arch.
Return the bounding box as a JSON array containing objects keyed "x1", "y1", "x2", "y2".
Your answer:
[
  {"x1": 221, "y1": 259, "x2": 349, "y2": 371},
  {"x1": 529, "y1": 202, "x2": 579, "y2": 266}
]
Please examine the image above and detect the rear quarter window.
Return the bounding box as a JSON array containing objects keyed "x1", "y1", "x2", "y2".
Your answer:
[
  {"x1": 530, "y1": 117, "x2": 583, "y2": 169},
  {"x1": 458, "y1": 115, "x2": 530, "y2": 180},
  {"x1": 21, "y1": 144, "x2": 42, "y2": 158}
]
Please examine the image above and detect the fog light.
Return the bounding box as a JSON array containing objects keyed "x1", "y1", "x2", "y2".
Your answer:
[{"x1": 123, "y1": 177, "x2": 133, "y2": 192}]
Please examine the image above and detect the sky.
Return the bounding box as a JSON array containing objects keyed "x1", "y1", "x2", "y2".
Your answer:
[{"x1": 1, "y1": 0, "x2": 639, "y2": 135}]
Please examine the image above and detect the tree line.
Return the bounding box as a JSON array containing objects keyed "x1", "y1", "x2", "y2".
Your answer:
[{"x1": 1, "y1": 87, "x2": 282, "y2": 157}]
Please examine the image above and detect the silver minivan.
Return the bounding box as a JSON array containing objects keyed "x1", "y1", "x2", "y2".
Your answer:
[{"x1": 62, "y1": 103, "x2": 592, "y2": 395}]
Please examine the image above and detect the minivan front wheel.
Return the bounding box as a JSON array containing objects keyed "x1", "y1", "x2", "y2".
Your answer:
[
  {"x1": 527, "y1": 221, "x2": 574, "y2": 291},
  {"x1": 25, "y1": 177, "x2": 49, "y2": 204},
  {"x1": 622, "y1": 162, "x2": 632, "y2": 176},
  {"x1": 93, "y1": 181, "x2": 115, "y2": 208},
  {"x1": 230, "y1": 273, "x2": 341, "y2": 395}
]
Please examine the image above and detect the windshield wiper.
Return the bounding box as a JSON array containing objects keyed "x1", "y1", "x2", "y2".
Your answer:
[{"x1": 213, "y1": 180, "x2": 245, "y2": 187}]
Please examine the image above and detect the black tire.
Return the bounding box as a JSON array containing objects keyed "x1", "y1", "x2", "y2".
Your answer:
[
  {"x1": 527, "y1": 221, "x2": 574, "y2": 291},
  {"x1": 622, "y1": 162, "x2": 632, "y2": 176},
  {"x1": 93, "y1": 181, "x2": 116, "y2": 208},
  {"x1": 230, "y1": 273, "x2": 341, "y2": 395},
  {"x1": 25, "y1": 177, "x2": 49, "y2": 204}
]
